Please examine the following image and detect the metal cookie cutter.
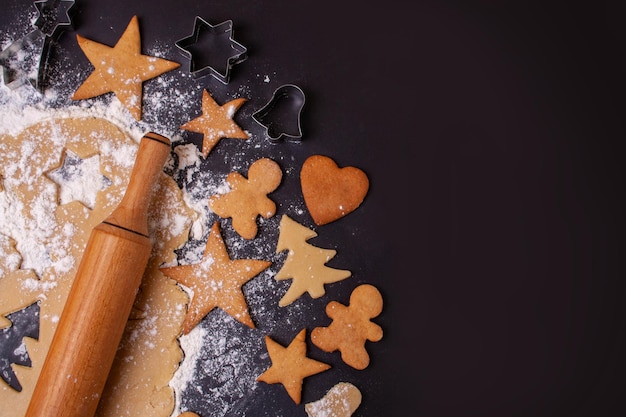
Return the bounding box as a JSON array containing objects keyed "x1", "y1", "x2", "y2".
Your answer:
[
  {"x1": 175, "y1": 16, "x2": 247, "y2": 84},
  {"x1": 34, "y1": 0, "x2": 76, "y2": 37},
  {"x1": 0, "y1": 0, "x2": 75, "y2": 92},
  {"x1": 252, "y1": 84, "x2": 306, "y2": 142},
  {"x1": 0, "y1": 31, "x2": 47, "y2": 91}
]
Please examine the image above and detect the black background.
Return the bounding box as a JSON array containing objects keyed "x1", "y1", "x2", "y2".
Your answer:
[{"x1": 3, "y1": 1, "x2": 626, "y2": 416}]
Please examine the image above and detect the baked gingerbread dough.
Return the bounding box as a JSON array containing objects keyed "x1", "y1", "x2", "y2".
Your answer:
[
  {"x1": 180, "y1": 89, "x2": 249, "y2": 157},
  {"x1": 0, "y1": 117, "x2": 194, "y2": 417},
  {"x1": 208, "y1": 157, "x2": 282, "y2": 239},
  {"x1": 72, "y1": 15, "x2": 181, "y2": 121},
  {"x1": 257, "y1": 328, "x2": 331, "y2": 404},
  {"x1": 300, "y1": 155, "x2": 369, "y2": 226},
  {"x1": 311, "y1": 284, "x2": 383, "y2": 370},
  {"x1": 160, "y1": 221, "x2": 271, "y2": 334}
]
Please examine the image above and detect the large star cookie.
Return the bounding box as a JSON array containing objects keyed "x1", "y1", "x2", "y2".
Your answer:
[
  {"x1": 72, "y1": 15, "x2": 180, "y2": 121},
  {"x1": 160, "y1": 222, "x2": 271, "y2": 334}
]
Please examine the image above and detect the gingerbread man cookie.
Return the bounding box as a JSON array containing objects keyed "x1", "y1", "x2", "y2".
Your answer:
[
  {"x1": 208, "y1": 158, "x2": 282, "y2": 239},
  {"x1": 311, "y1": 284, "x2": 383, "y2": 370}
]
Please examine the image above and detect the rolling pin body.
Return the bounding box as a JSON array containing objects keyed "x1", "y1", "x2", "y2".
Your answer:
[{"x1": 25, "y1": 132, "x2": 171, "y2": 417}]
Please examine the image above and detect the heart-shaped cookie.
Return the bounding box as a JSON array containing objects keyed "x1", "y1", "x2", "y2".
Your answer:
[{"x1": 300, "y1": 155, "x2": 369, "y2": 226}]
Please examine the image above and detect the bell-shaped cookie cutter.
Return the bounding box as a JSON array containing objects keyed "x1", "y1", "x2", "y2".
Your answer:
[
  {"x1": 175, "y1": 16, "x2": 247, "y2": 84},
  {"x1": 252, "y1": 84, "x2": 306, "y2": 142}
]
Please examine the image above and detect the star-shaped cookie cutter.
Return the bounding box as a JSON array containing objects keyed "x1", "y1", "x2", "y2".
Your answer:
[
  {"x1": 175, "y1": 16, "x2": 247, "y2": 84},
  {"x1": 33, "y1": 0, "x2": 76, "y2": 38},
  {"x1": 0, "y1": 0, "x2": 75, "y2": 92},
  {"x1": 0, "y1": 31, "x2": 48, "y2": 91}
]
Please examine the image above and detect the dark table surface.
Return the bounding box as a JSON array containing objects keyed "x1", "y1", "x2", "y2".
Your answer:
[{"x1": 2, "y1": 1, "x2": 626, "y2": 416}]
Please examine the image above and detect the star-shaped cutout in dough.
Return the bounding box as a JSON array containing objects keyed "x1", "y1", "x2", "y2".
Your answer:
[
  {"x1": 180, "y1": 89, "x2": 249, "y2": 157},
  {"x1": 160, "y1": 222, "x2": 271, "y2": 334},
  {"x1": 46, "y1": 149, "x2": 112, "y2": 210},
  {"x1": 33, "y1": 0, "x2": 75, "y2": 37},
  {"x1": 71, "y1": 15, "x2": 180, "y2": 121},
  {"x1": 257, "y1": 329, "x2": 331, "y2": 404}
]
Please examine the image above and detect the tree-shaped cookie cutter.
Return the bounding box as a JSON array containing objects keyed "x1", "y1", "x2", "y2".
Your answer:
[
  {"x1": 175, "y1": 16, "x2": 247, "y2": 84},
  {"x1": 252, "y1": 84, "x2": 306, "y2": 142},
  {"x1": 0, "y1": 0, "x2": 75, "y2": 92}
]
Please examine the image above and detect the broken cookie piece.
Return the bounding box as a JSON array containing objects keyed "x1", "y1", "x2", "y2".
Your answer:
[{"x1": 305, "y1": 382, "x2": 362, "y2": 417}]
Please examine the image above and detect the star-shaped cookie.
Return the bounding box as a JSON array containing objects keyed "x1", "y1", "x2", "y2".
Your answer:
[
  {"x1": 257, "y1": 329, "x2": 331, "y2": 404},
  {"x1": 72, "y1": 15, "x2": 180, "y2": 121},
  {"x1": 160, "y1": 222, "x2": 270, "y2": 334},
  {"x1": 181, "y1": 89, "x2": 248, "y2": 157}
]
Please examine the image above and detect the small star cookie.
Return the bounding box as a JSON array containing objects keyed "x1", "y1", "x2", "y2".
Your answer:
[
  {"x1": 257, "y1": 329, "x2": 330, "y2": 404},
  {"x1": 311, "y1": 284, "x2": 383, "y2": 370},
  {"x1": 208, "y1": 158, "x2": 282, "y2": 239},
  {"x1": 160, "y1": 221, "x2": 271, "y2": 334},
  {"x1": 181, "y1": 89, "x2": 249, "y2": 157},
  {"x1": 72, "y1": 15, "x2": 180, "y2": 121}
]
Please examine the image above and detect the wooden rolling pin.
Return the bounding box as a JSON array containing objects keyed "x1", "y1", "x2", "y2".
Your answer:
[{"x1": 25, "y1": 132, "x2": 172, "y2": 417}]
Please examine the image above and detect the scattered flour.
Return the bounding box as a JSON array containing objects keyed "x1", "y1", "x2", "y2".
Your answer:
[
  {"x1": 1, "y1": 10, "x2": 324, "y2": 417},
  {"x1": 169, "y1": 325, "x2": 208, "y2": 414}
]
